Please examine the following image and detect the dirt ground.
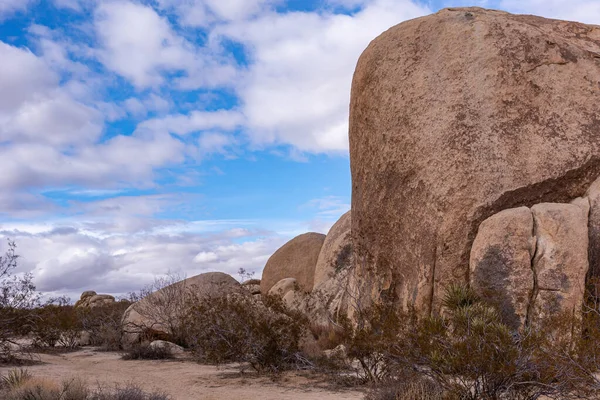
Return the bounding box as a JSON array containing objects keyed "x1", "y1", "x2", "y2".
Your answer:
[{"x1": 0, "y1": 348, "x2": 365, "y2": 400}]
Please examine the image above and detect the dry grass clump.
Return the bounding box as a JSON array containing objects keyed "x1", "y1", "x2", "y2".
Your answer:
[
  {"x1": 0, "y1": 369, "x2": 169, "y2": 400},
  {"x1": 365, "y1": 378, "x2": 445, "y2": 400}
]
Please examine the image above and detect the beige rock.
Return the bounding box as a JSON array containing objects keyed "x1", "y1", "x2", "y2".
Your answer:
[
  {"x1": 122, "y1": 272, "x2": 241, "y2": 344},
  {"x1": 314, "y1": 211, "x2": 352, "y2": 290},
  {"x1": 268, "y1": 278, "x2": 305, "y2": 310},
  {"x1": 149, "y1": 340, "x2": 184, "y2": 355},
  {"x1": 350, "y1": 7, "x2": 600, "y2": 315},
  {"x1": 88, "y1": 294, "x2": 115, "y2": 308},
  {"x1": 470, "y1": 207, "x2": 536, "y2": 329},
  {"x1": 260, "y1": 233, "x2": 325, "y2": 294},
  {"x1": 268, "y1": 278, "x2": 298, "y2": 297},
  {"x1": 530, "y1": 203, "x2": 589, "y2": 322}
]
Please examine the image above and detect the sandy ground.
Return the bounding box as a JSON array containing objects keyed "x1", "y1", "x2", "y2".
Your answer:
[{"x1": 0, "y1": 348, "x2": 365, "y2": 400}]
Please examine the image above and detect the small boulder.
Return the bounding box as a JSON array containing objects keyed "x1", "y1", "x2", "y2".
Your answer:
[{"x1": 149, "y1": 340, "x2": 184, "y2": 355}]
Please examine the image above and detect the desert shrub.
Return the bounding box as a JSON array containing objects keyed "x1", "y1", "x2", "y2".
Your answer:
[
  {"x1": 32, "y1": 298, "x2": 82, "y2": 349},
  {"x1": 383, "y1": 284, "x2": 600, "y2": 399},
  {"x1": 77, "y1": 301, "x2": 131, "y2": 351},
  {"x1": 0, "y1": 240, "x2": 40, "y2": 363},
  {"x1": 187, "y1": 294, "x2": 310, "y2": 373},
  {"x1": 121, "y1": 343, "x2": 172, "y2": 360},
  {"x1": 343, "y1": 301, "x2": 403, "y2": 383},
  {"x1": 122, "y1": 273, "x2": 190, "y2": 347},
  {"x1": 337, "y1": 282, "x2": 600, "y2": 399},
  {"x1": 333, "y1": 243, "x2": 353, "y2": 273}
]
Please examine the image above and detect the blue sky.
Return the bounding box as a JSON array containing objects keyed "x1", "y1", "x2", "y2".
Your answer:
[{"x1": 0, "y1": 0, "x2": 598, "y2": 299}]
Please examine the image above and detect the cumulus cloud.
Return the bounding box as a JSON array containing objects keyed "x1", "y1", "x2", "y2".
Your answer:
[
  {"x1": 0, "y1": 0, "x2": 35, "y2": 20},
  {"x1": 215, "y1": 0, "x2": 429, "y2": 153},
  {"x1": 500, "y1": 0, "x2": 600, "y2": 24},
  {"x1": 1, "y1": 216, "x2": 286, "y2": 299},
  {"x1": 157, "y1": 0, "x2": 282, "y2": 27},
  {"x1": 94, "y1": 1, "x2": 238, "y2": 89}
]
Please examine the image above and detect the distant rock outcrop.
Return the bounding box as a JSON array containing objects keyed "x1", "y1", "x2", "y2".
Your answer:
[
  {"x1": 260, "y1": 232, "x2": 325, "y2": 294},
  {"x1": 74, "y1": 291, "x2": 115, "y2": 308},
  {"x1": 350, "y1": 7, "x2": 600, "y2": 315}
]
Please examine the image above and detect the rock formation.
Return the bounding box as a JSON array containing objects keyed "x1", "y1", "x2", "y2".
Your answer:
[
  {"x1": 74, "y1": 291, "x2": 115, "y2": 308},
  {"x1": 260, "y1": 232, "x2": 325, "y2": 294},
  {"x1": 350, "y1": 7, "x2": 600, "y2": 315}
]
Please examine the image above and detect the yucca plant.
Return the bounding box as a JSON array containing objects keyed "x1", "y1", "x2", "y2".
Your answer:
[{"x1": 2, "y1": 368, "x2": 32, "y2": 389}]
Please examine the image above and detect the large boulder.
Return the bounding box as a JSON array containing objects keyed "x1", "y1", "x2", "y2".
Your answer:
[
  {"x1": 122, "y1": 272, "x2": 241, "y2": 344},
  {"x1": 313, "y1": 211, "x2": 352, "y2": 290},
  {"x1": 350, "y1": 7, "x2": 600, "y2": 315},
  {"x1": 260, "y1": 232, "x2": 325, "y2": 294}
]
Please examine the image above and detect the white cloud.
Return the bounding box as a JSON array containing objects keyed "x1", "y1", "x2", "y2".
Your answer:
[
  {"x1": 137, "y1": 109, "x2": 244, "y2": 135},
  {"x1": 0, "y1": 213, "x2": 287, "y2": 298},
  {"x1": 500, "y1": 0, "x2": 600, "y2": 24},
  {"x1": 215, "y1": 0, "x2": 429, "y2": 153},
  {"x1": 157, "y1": 0, "x2": 282, "y2": 27},
  {"x1": 94, "y1": 1, "x2": 238, "y2": 89},
  {"x1": 0, "y1": 0, "x2": 35, "y2": 19}
]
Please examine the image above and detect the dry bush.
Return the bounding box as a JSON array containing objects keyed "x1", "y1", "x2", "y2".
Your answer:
[
  {"x1": 0, "y1": 240, "x2": 40, "y2": 363},
  {"x1": 77, "y1": 301, "x2": 132, "y2": 351},
  {"x1": 32, "y1": 298, "x2": 82, "y2": 349},
  {"x1": 123, "y1": 273, "x2": 190, "y2": 347},
  {"x1": 121, "y1": 343, "x2": 173, "y2": 360},
  {"x1": 186, "y1": 293, "x2": 311, "y2": 373},
  {"x1": 343, "y1": 301, "x2": 403, "y2": 383}
]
